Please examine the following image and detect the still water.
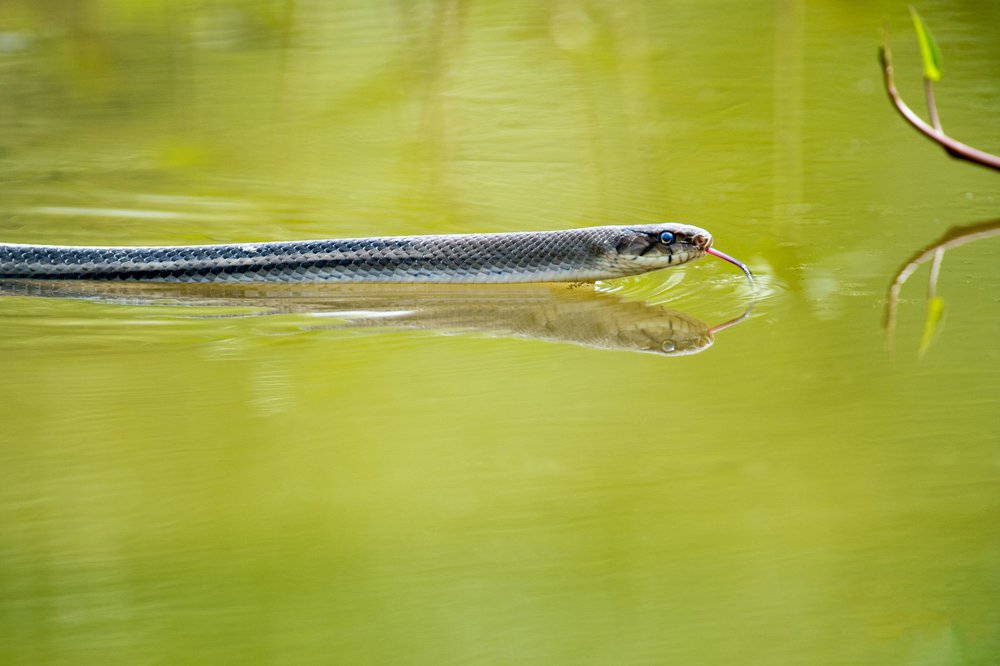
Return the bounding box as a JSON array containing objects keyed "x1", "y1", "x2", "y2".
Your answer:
[{"x1": 2, "y1": 1, "x2": 999, "y2": 664}]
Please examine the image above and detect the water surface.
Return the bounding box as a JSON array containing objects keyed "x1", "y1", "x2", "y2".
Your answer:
[{"x1": 1, "y1": 1, "x2": 999, "y2": 664}]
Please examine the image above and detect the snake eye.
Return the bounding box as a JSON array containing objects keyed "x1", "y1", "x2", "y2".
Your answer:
[{"x1": 659, "y1": 231, "x2": 676, "y2": 245}]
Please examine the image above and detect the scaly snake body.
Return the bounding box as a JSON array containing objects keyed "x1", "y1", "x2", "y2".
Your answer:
[{"x1": 0, "y1": 223, "x2": 747, "y2": 284}]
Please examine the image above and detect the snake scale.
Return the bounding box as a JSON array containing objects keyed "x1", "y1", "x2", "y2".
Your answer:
[{"x1": 0, "y1": 223, "x2": 751, "y2": 283}]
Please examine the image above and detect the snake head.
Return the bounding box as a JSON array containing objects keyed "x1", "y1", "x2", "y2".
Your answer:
[{"x1": 614, "y1": 223, "x2": 712, "y2": 271}]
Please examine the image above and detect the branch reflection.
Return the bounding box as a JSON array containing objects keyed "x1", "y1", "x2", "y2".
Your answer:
[
  {"x1": 885, "y1": 217, "x2": 1000, "y2": 355},
  {"x1": 1, "y1": 281, "x2": 751, "y2": 356}
]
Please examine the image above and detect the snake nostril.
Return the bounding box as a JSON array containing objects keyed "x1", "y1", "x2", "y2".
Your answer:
[{"x1": 694, "y1": 234, "x2": 709, "y2": 248}]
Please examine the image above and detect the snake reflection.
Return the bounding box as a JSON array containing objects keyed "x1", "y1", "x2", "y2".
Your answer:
[{"x1": 0, "y1": 281, "x2": 750, "y2": 356}]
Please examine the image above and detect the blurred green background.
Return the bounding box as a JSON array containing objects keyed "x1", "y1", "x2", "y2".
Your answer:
[{"x1": 1, "y1": 1, "x2": 999, "y2": 664}]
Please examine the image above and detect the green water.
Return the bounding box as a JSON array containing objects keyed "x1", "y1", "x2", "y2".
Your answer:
[{"x1": 2, "y1": 1, "x2": 999, "y2": 664}]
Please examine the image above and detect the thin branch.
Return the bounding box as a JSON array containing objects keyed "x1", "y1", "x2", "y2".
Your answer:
[
  {"x1": 923, "y1": 79, "x2": 942, "y2": 132},
  {"x1": 879, "y1": 33, "x2": 1000, "y2": 171}
]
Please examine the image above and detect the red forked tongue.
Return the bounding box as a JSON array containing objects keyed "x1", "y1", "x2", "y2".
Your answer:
[{"x1": 706, "y1": 247, "x2": 754, "y2": 284}]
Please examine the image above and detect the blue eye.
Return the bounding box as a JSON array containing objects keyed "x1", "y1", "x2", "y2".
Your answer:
[{"x1": 659, "y1": 231, "x2": 676, "y2": 245}]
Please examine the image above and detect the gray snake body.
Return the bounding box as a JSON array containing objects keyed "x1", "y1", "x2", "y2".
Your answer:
[{"x1": 0, "y1": 223, "x2": 718, "y2": 283}]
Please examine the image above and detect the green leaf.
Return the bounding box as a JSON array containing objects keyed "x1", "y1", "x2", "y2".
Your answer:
[
  {"x1": 918, "y1": 295, "x2": 945, "y2": 357},
  {"x1": 910, "y1": 6, "x2": 943, "y2": 81}
]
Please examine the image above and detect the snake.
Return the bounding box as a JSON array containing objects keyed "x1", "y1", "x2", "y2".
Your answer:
[{"x1": 0, "y1": 223, "x2": 752, "y2": 283}]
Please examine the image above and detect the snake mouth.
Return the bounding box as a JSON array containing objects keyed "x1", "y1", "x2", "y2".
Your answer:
[
  {"x1": 631, "y1": 245, "x2": 700, "y2": 268},
  {"x1": 706, "y1": 247, "x2": 754, "y2": 283}
]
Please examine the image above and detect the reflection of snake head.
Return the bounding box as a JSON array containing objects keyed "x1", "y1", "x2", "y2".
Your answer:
[
  {"x1": 614, "y1": 310, "x2": 715, "y2": 356},
  {"x1": 613, "y1": 223, "x2": 712, "y2": 273},
  {"x1": 656, "y1": 331, "x2": 714, "y2": 356}
]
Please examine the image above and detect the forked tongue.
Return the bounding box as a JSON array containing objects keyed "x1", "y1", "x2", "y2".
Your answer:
[{"x1": 706, "y1": 247, "x2": 754, "y2": 284}]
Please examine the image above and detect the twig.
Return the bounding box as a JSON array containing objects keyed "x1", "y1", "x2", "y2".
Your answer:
[
  {"x1": 879, "y1": 32, "x2": 1000, "y2": 171},
  {"x1": 923, "y1": 79, "x2": 941, "y2": 132}
]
